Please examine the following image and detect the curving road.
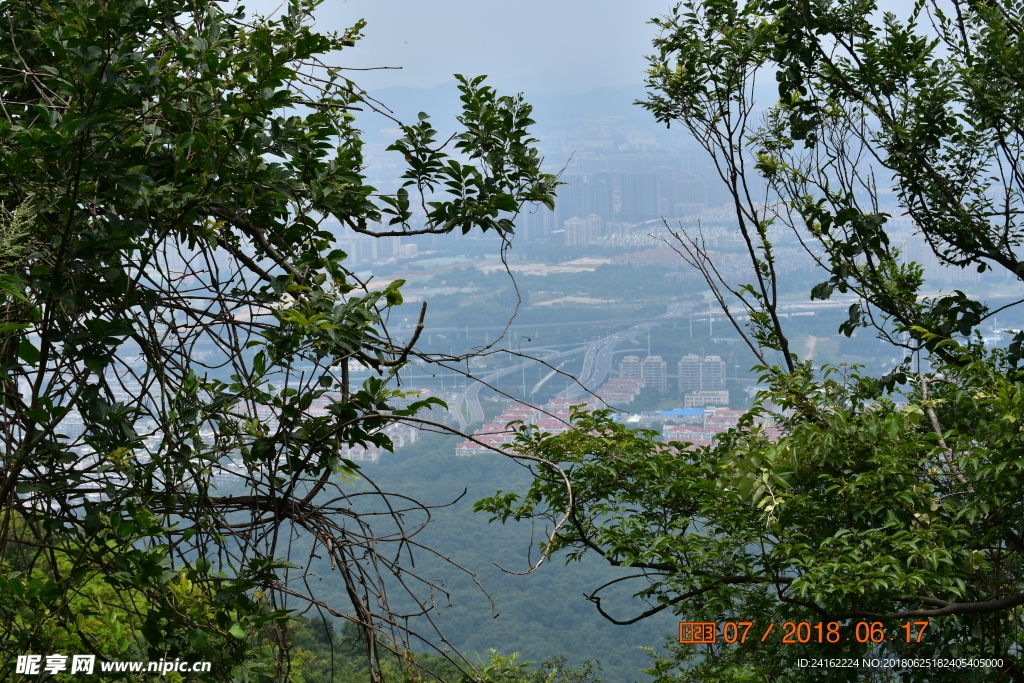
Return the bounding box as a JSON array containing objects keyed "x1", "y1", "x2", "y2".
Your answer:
[{"x1": 459, "y1": 345, "x2": 585, "y2": 427}]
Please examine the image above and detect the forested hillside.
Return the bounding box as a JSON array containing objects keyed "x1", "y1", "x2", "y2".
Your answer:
[{"x1": 290, "y1": 433, "x2": 678, "y2": 683}]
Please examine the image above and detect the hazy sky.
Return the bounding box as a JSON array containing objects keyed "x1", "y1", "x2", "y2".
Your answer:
[{"x1": 248, "y1": 0, "x2": 673, "y2": 96}]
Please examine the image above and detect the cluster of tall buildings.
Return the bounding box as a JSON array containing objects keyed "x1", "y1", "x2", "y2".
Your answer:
[
  {"x1": 520, "y1": 166, "x2": 738, "y2": 243},
  {"x1": 319, "y1": 220, "x2": 418, "y2": 266},
  {"x1": 616, "y1": 353, "x2": 730, "y2": 406}
]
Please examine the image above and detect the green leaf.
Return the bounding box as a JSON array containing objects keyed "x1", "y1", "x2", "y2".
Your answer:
[
  {"x1": 0, "y1": 275, "x2": 29, "y2": 303},
  {"x1": 253, "y1": 350, "x2": 266, "y2": 375},
  {"x1": 17, "y1": 338, "x2": 40, "y2": 365}
]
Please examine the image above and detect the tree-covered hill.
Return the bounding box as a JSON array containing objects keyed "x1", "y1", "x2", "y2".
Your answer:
[{"x1": 296, "y1": 433, "x2": 678, "y2": 683}]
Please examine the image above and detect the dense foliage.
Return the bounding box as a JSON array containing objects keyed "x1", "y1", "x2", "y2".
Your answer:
[
  {"x1": 266, "y1": 616, "x2": 603, "y2": 683},
  {"x1": 480, "y1": 0, "x2": 1024, "y2": 680},
  {"x1": 0, "y1": 0, "x2": 555, "y2": 679}
]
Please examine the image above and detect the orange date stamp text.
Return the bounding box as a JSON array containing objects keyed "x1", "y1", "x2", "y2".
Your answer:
[{"x1": 679, "y1": 621, "x2": 930, "y2": 644}]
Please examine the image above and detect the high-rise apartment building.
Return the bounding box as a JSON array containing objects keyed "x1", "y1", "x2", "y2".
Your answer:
[
  {"x1": 678, "y1": 354, "x2": 703, "y2": 393},
  {"x1": 702, "y1": 355, "x2": 726, "y2": 391},
  {"x1": 619, "y1": 356, "x2": 642, "y2": 378},
  {"x1": 641, "y1": 356, "x2": 668, "y2": 393},
  {"x1": 585, "y1": 174, "x2": 615, "y2": 226},
  {"x1": 522, "y1": 205, "x2": 556, "y2": 241},
  {"x1": 619, "y1": 174, "x2": 659, "y2": 222},
  {"x1": 678, "y1": 354, "x2": 726, "y2": 392},
  {"x1": 564, "y1": 214, "x2": 602, "y2": 246},
  {"x1": 555, "y1": 175, "x2": 616, "y2": 231},
  {"x1": 556, "y1": 174, "x2": 588, "y2": 225}
]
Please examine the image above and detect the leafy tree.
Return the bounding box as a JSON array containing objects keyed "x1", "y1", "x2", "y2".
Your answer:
[
  {"x1": 479, "y1": 0, "x2": 1024, "y2": 679},
  {"x1": 0, "y1": 0, "x2": 556, "y2": 679}
]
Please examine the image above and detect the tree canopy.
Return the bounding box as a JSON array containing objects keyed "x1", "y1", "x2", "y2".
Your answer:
[
  {"x1": 0, "y1": 0, "x2": 556, "y2": 679},
  {"x1": 480, "y1": 0, "x2": 1024, "y2": 680}
]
